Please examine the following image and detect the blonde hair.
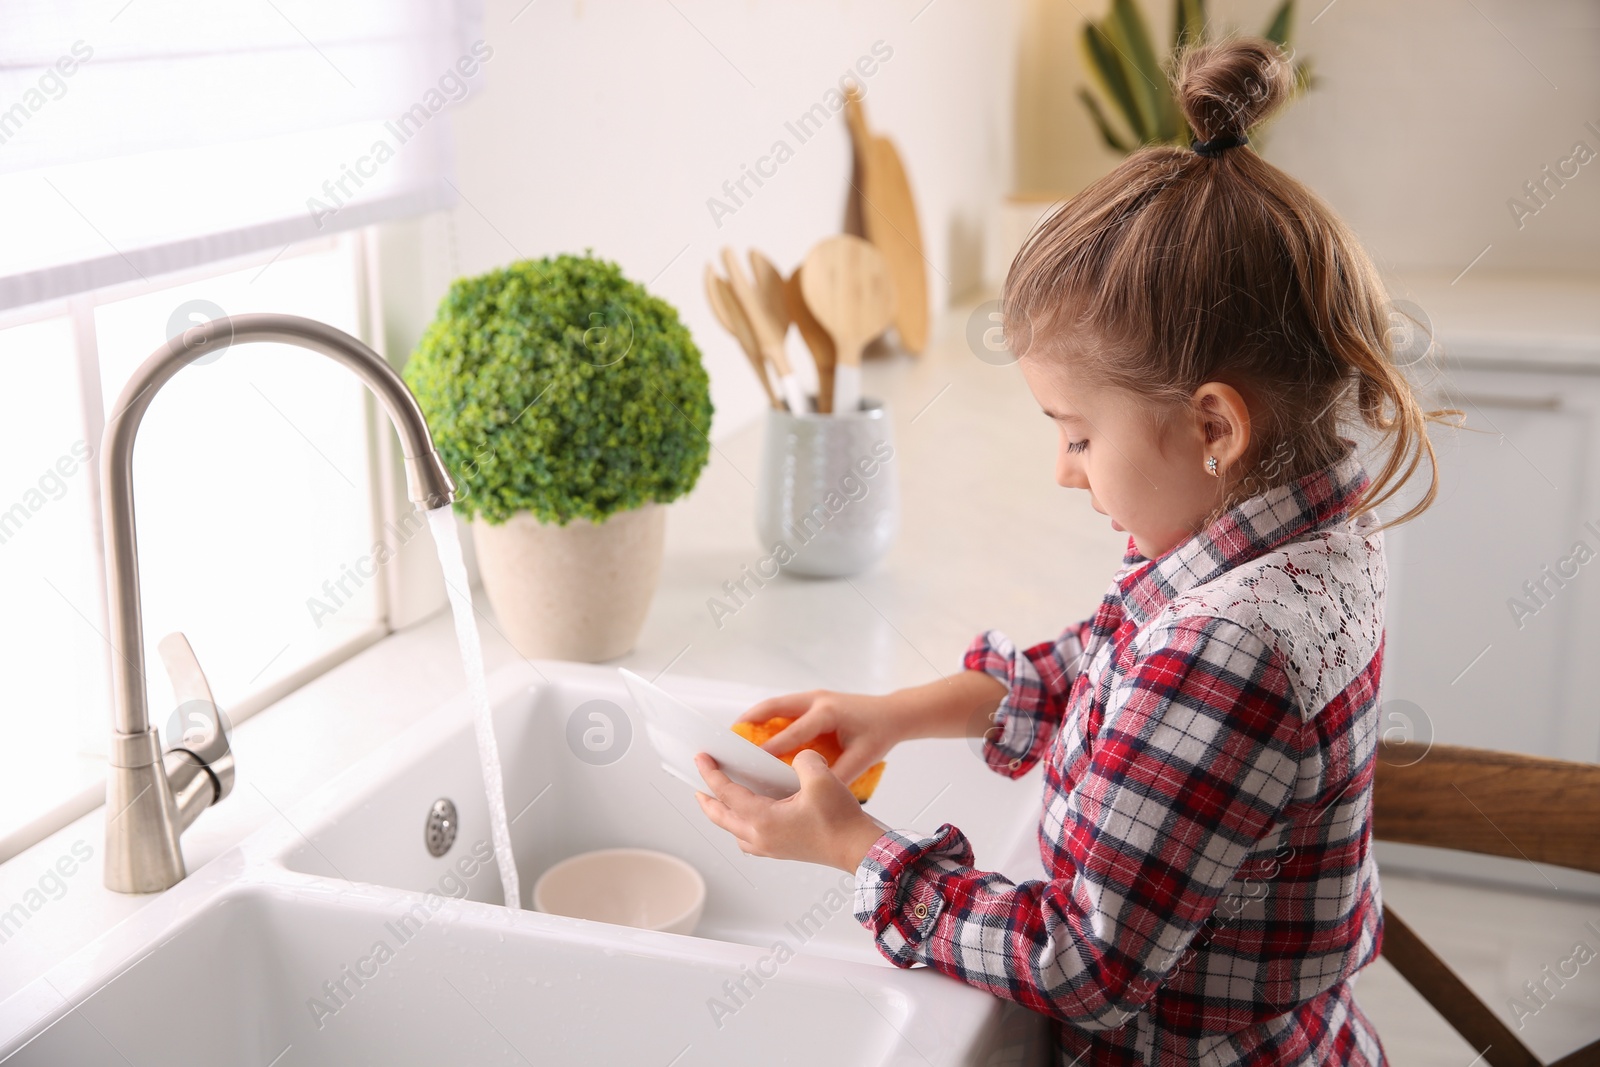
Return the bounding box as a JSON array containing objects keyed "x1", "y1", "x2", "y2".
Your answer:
[{"x1": 1004, "y1": 36, "x2": 1456, "y2": 528}]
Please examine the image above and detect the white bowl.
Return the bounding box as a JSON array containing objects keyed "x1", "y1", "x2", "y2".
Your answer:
[
  {"x1": 532, "y1": 847, "x2": 706, "y2": 935},
  {"x1": 619, "y1": 668, "x2": 801, "y2": 800}
]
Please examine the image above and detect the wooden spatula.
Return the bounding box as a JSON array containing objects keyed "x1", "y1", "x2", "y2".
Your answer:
[
  {"x1": 844, "y1": 87, "x2": 928, "y2": 355},
  {"x1": 704, "y1": 264, "x2": 779, "y2": 409},
  {"x1": 799, "y1": 235, "x2": 896, "y2": 415},
  {"x1": 721, "y1": 247, "x2": 807, "y2": 415},
  {"x1": 747, "y1": 250, "x2": 792, "y2": 346},
  {"x1": 785, "y1": 265, "x2": 836, "y2": 414}
]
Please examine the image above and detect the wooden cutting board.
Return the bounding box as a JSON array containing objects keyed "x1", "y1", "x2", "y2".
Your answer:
[{"x1": 844, "y1": 87, "x2": 928, "y2": 354}]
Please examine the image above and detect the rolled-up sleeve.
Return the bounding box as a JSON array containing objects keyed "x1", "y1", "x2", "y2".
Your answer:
[
  {"x1": 963, "y1": 621, "x2": 1093, "y2": 779},
  {"x1": 855, "y1": 616, "x2": 1306, "y2": 1031}
]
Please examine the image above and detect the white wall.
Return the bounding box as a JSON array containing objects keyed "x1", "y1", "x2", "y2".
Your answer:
[
  {"x1": 393, "y1": 0, "x2": 1019, "y2": 441},
  {"x1": 1013, "y1": 0, "x2": 1600, "y2": 276}
]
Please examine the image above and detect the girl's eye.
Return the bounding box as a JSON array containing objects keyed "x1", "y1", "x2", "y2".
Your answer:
[{"x1": 1065, "y1": 440, "x2": 1088, "y2": 454}]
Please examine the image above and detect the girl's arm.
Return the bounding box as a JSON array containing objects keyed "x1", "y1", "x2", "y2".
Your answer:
[
  {"x1": 878, "y1": 669, "x2": 1008, "y2": 740},
  {"x1": 736, "y1": 614, "x2": 1107, "y2": 788},
  {"x1": 961, "y1": 616, "x2": 1099, "y2": 779},
  {"x1": 853, "y1": 616, "x2": 1317, "y2": 1030}
]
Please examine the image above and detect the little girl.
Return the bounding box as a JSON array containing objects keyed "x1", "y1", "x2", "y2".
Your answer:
[{"x1": 695, "y1": 36, "x2": 1449, "y2": 1065}]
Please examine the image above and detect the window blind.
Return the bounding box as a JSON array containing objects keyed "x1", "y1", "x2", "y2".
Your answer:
[{"x1": 0, "y1": 0, "x2": 486, "y2": 310}]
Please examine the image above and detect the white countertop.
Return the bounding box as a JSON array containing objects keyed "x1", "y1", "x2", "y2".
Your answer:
[
  {"x1": 1389, "y1": 268, "x2": 1600, "y2": 371},
  {"x1": 0, "y1": 296, "x2": 1130, "y2": 1004}
]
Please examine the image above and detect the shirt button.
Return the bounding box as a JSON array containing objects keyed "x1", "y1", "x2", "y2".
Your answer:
[
  {"x1": 913, "y1": 902, "x2": 929, "y2": 919},
  {"x1": 1009, "y1": 758, "x2": 1022, "y2": 770}
]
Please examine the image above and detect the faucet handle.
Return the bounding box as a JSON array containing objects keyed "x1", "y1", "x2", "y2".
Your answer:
[{"x1": 157, "y1": 632, "x2": 235, "y2": 803}]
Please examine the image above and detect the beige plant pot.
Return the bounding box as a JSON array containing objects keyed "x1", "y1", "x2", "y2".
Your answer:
[{"x1": 471, "y1": 503, "x2": 666, "y2": 663}]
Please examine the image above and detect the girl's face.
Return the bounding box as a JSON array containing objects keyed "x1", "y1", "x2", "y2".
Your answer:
[{"x1": 1017, "y1": 353, "x2": 1237, "y2": 561}]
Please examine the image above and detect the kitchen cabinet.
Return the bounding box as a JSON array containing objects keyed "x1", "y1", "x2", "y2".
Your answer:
[{"x1": 1377, "y1": 361, "x2": 1600, "y2": 763}]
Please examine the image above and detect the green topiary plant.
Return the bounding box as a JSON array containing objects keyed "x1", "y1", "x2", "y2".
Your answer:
[{"x1": 404, "y1": 253, "x2": 713, "y2": 527}]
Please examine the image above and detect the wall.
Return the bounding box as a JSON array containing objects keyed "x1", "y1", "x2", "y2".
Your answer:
[
  {"x1": 388, "y1": 0, "x2": 1019, "y2": 441},
  {"x1": 1012, "y1": 0, "x2": 1600, "y2": 276}
]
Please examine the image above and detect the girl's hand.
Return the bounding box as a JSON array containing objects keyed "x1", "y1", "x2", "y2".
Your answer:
[
  {"x1": 694, "y1": 750, "x2": 887, "y2": 872},
  {"x1": 735, "y1": 689, "x2": 910, "y2": 787}
]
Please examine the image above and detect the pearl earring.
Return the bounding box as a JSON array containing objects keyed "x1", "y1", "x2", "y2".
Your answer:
[{"x1": 1206, "y1": 455, "x2": 1219, "y2": 477}]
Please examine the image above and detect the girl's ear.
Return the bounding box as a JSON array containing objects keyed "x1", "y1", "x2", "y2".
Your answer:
[{"x1": 1192, "y1": 383, "x2": 1252, "y2": 475}]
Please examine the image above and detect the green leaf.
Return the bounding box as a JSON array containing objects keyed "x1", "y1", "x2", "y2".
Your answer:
[
  {"x1": 1106, "y1": 0, "x2": 1178, "y2": 143},
  {"x1": 1261, "y1": 0, "x2": 1295, "y2": 46},
  {"x1": 1080, "y1": 22, "x2": 1147, "y2": 144},
  {"x1": 1078, "y1": 87, "x2": 1136, "y2": 153},
  {"x1": 1293, "y1": 59, "x2": 1314, "y2": 94},
  {"x1": 1173, "y1": 0, "x2": 1207, "y2": 52}
]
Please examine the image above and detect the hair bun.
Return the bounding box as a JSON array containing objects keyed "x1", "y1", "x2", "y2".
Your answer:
[{"x1": 1173, "y1": 37, "x2": 1293, "y2": 145}]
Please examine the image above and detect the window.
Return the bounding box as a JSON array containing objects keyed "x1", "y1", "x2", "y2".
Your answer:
[
  {"x1": 0, "y1": 317, "x2": 106, "y2": 849},
  {"x1": 0, "y1": 0, "x2": 484, "y2": 860},
  {"x1": 0, "y1": 236, "x2": 384, "y2": 860}
]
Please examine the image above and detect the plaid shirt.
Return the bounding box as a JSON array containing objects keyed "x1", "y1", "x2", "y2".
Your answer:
[{"x1": 853, "y1": 441, "x2": 1389, "y2": 1065}]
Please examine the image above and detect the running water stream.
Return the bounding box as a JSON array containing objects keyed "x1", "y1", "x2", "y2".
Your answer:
[{"x1": 425, "y1": 505, "x2": 521, "y2": 910}]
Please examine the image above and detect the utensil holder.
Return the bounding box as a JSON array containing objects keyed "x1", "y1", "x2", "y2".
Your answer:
[{"x1": 755, "y1": 398, "x2": 898, "y2": 578}]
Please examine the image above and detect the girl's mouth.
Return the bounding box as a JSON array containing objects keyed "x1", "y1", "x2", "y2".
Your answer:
[{"x1": 1111, "y1": 518, "x2": 1124, "y2": 532}]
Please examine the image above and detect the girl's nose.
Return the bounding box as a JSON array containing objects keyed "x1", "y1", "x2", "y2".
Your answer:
[{"x1": 1056, "y1": 454, "x2": 1087, "y2": 490}]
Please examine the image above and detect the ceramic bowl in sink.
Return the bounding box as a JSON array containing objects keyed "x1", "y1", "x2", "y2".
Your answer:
[{"x1": 534, "y1": 846, "x2": 705, "y2": 934}]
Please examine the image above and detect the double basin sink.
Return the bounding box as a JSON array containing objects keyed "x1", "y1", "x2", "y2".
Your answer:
[{"x1": 0, "y1": 661, "x2": 1051, "y2": 1065}]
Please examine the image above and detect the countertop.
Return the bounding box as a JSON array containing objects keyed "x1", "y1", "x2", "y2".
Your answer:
[
  {"x1": 0, "y1": 296, "x2": 1130, "y2": 1004},
  {"x1": 1388, "y1": 268, "x2": 1600, "y2": 371}
]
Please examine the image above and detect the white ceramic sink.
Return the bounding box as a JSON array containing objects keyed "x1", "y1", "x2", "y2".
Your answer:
[{"x1": 0, "y1": 661, "x2": 1052, "y2": 1065}]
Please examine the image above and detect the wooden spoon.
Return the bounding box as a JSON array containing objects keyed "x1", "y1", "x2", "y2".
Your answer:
[
  {"x1": 704, "y1": 263, "x2": 779, "y2": 409},
  {"x1": 785, "y1": 265, "x2": 836, "y2": 414},
  {"x1": 844, "y1": 87, "x2": 929, "y2": 355},
  {"x1": 799, "y1": 235, "x2": 896, "y2": 415},
  {"x1": 721, "y1": 247, "x2": 806, "y2": 414}
]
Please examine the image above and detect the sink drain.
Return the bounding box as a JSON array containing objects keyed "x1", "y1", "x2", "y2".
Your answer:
[{"x1": 425, "y1": 798, "x2": 457, "y2": 857}]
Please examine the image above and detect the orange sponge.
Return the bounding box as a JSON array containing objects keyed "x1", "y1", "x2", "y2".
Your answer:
[{"x1": 730, "y1": 717, "x2": 885, "y2": 803}]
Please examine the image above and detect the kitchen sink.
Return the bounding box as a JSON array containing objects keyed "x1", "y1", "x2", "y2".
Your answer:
[
  {"x1": 275, "y1": 661, "x2": 1046, "y2": 965},
  {"x1": 1, "y1": 878, "x2": 962, "y2": 1066},
  {"x1": 0, "y1": 661, "x2": 1053, "y2": 1065}
]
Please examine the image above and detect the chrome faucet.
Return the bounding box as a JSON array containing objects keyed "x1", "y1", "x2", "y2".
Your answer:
[{"x1": 101, "y1": 314, "x2": 454, "y2": 893}]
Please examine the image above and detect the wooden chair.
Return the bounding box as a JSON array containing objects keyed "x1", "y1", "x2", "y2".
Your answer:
[{"x1": 1374, "y1": 739, "x2": 1600, "y2": 1067}]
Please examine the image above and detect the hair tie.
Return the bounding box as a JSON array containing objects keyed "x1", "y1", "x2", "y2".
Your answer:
[{"x1": 1191, "y1": 132, "x2": 1249, "y2": 157}]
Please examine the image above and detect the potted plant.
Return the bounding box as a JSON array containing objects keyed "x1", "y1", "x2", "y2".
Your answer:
[
  {"x1": 1077, "y1": 0, "x2": 1311, "y2": 153},
  {"x1": 1003, "y1": 0, "x2": 1311, "y2": 267},
  {"x1": 404, "y1": 252, "x2": 713, "y2": 662}
]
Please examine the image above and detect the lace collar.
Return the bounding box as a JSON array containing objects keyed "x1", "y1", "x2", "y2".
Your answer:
[{"x1": 1114, "y1": 439, "x2": 1372, "y2": 627}]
